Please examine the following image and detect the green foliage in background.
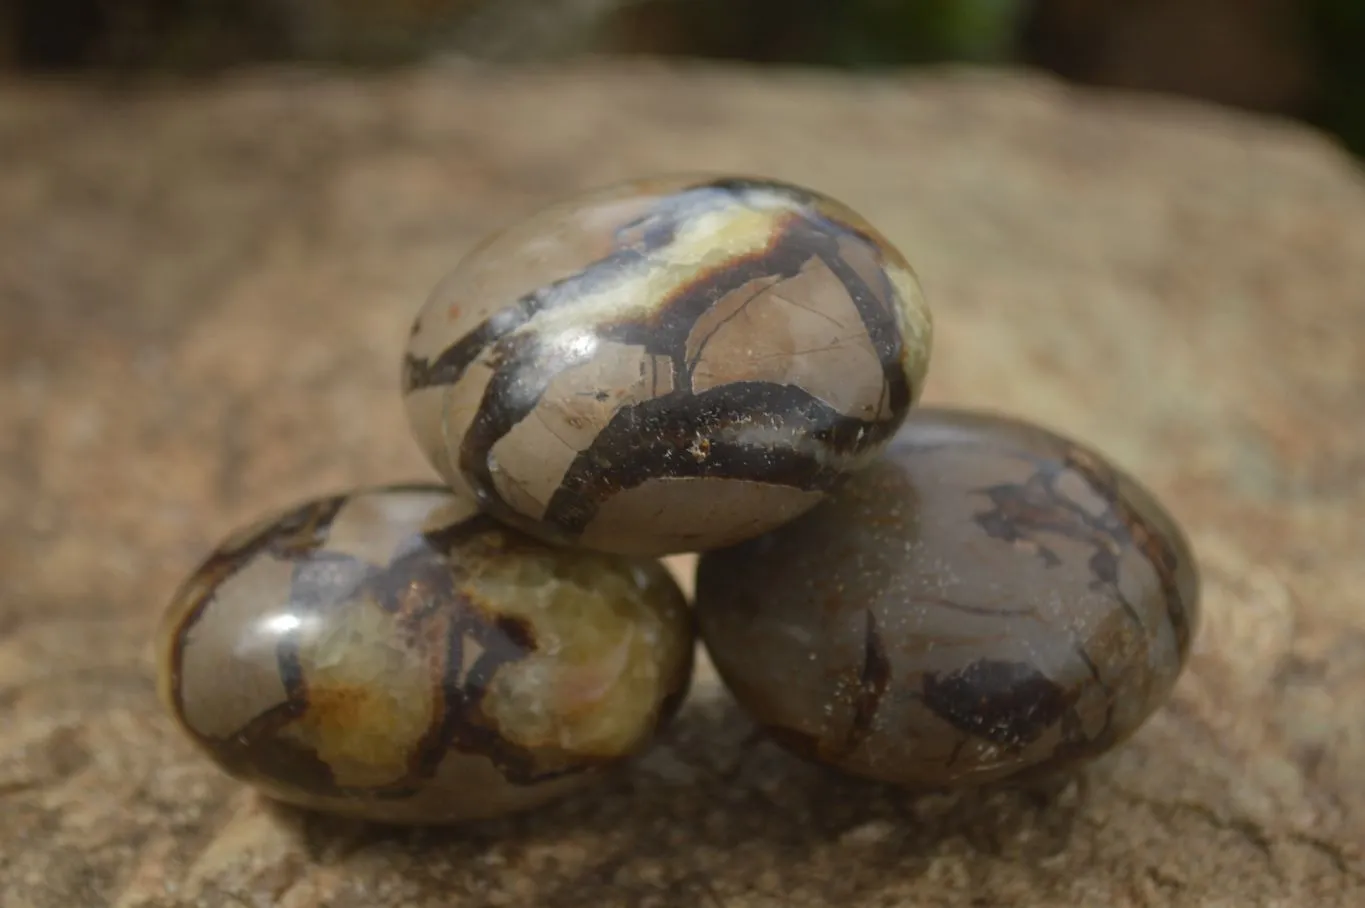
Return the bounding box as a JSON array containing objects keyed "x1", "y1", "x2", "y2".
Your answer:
[
  {"x1": 813, "y1": 0, "x2": 1023, "y2": 66},
  {"x1": 5, "y1": 0, "x2": 1364, "y2": 157},
  {"x1": 664, "y1": 0, "x2": 1364, "y2": 158},
  {"x1": 1310, "y1": 0, "x2": 1365, "y2": 156},
  {"x1": 656, "y1": 0, "x2": 1024, "y2": 68},
  {"x1": 817, "y1": 0, "x2": 1025, "y2": 66},
  {"x1": 855, "y1": 0, "x2": 1025, "y2": 64}
]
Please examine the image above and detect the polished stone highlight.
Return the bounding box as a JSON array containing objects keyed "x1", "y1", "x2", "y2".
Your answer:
[{"x1": 403, "y1": 174, "x2": 934, "y2": 555}]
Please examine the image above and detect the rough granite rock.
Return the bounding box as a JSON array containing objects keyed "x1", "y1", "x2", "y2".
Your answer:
[{"x1": 1, "y1": 60, "x2": 1363, "y2": 908}]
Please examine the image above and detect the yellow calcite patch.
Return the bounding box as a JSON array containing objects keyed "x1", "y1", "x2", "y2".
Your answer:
[
  {"x1": 468, "y1": 553, "x2": 690, "y2": 758},
  {"x1": 520, "y1": 205, "x2": 783, "y2": 343},
  {"x1": 280, "y1": 595, "x2": 439, "y2": 788}
]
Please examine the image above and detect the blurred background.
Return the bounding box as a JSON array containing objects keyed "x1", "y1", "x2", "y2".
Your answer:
[{"x1": 1, "y1": 0, "x2": 1362, "y2": 158}]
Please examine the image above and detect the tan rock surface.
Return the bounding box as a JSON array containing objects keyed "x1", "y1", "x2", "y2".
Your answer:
[{"x1": 1, "y1": 61, "x2": 1363, "y2": 907}]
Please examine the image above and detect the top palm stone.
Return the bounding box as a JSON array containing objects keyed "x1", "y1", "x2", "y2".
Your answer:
[{"x1": 402, "y1": 175, "x2": 934, "y2": 555}]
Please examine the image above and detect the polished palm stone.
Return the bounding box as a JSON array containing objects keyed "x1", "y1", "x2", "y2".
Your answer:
[
  {"x1": 694, "y1": 408, "x2": 1199, "y2": 789},
  {"x1": 402, "y1": 174, "x2": 934, "y2": 556},
  {"x1": 155, "y1": 484, "x2": 694, "y2": 823}
]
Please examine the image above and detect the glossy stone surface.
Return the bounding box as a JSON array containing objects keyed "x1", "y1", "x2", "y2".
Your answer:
[
  {"x1": 402, "y1": 174, "x2": 934, "y2": 556},
  {"x1": 694, "y1": 408, "x2": 1199, "y2": 790},
  {"x1": 155, "y1": 484, "x2": 694, "y2": 824}
]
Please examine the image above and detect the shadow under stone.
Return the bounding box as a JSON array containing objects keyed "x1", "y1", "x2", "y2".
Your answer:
[{"x1": 260, "y1": 690, "x2": 1094, "y2": 906}]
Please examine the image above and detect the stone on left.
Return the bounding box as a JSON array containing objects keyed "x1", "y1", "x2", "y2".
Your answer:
[{"x1": 155, "y1": 483, "x2": 694, "y2": 824}]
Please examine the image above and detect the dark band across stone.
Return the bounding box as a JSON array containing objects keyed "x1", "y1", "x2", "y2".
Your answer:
[{"x1": 402, "y1": 177, "x2": 927, "y2": 552}]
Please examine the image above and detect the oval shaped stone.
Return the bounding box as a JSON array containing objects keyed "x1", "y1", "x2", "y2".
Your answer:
[
  {"x1": 156, "y1": 484, "x2": 694, "y2": 823},
  {"x1": 402, "y1": 174, "x2": 934, "y2": 556},
  {"x1": 694, "y1": 408, "x2": 1199, "y2": 789}
]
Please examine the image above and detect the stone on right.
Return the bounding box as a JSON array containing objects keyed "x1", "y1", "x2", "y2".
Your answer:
[{"x1": 694, "y1": 407, "x2": 1200, "y2": 789}]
